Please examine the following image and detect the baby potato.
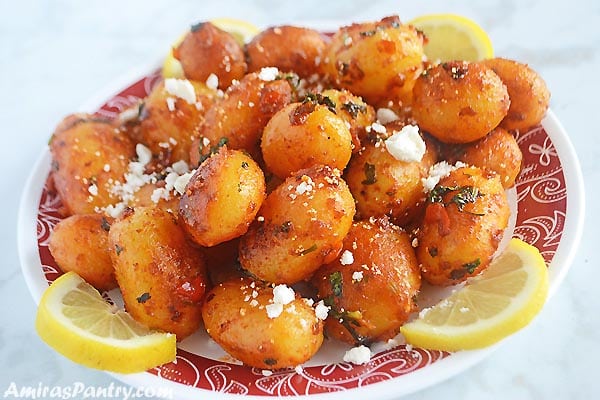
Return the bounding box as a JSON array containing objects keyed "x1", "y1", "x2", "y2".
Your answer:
[
  {"x1": 345, "y1": 130, "x2": 438, "y2": 227},
  {"x1": 239, "y1": 165, "x2": 355, "y2": 284},
  {"x1": 322, "y1": 15, "x2": 425, "y2": 107},
  {"x1": 174, "y1": 22, "x2": 247, "y2": 89},
  {"x1": 261, "y1": 100, "x2": 352, "y2": 179},
  {"x1": 202, "y1": 278, "x2": 323, "y2": 369},
  {"x1": 412, "y1": 61, "x2": 510, "y2": 143},
  {"x1": 480, "y1": 57, "x2": 551, "y2": 131},
  {"x1": 49, "y1": 214, "x2": 117, "y2": 291},
  {"x1": 109, "y1": 206, "x2": 208, "y2": 339},
  {"x1": 50, "y1": 115, "x2": 135, "y2": 216},
  {"x1": 453, "y1": 127, "x2": 522, "y2": 188},
  {"x1": 311, "y1": 217, "x2": 420, "y2": 344},
  {"x1": 320, "y1": 88, "x2": 376, "y2": 151},
  {"x1": 417, "y1": 166, "x2": 510, "y2": 286},
  {"x1": 246, "y1": 25, "x2": 326, "y2": 78},
  {"x1": 192, "y1": 72, "x2": 293, "y2": 165},
  {"x1": 180, "y1": 147, "x2": 266, "y2": 247},
  {"x1": 133, "y1": 79, "x2": 215, "y2": 165}
]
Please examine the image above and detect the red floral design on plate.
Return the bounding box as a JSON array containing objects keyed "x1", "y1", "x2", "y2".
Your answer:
[{"x1": 35, "y1": 72, "x2": 566, "y2": 396}]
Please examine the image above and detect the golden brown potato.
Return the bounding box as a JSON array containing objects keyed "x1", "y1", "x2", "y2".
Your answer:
[
  {"x1": 452, "y1": 127, "x2": 523, "y2": 188},
  {"x1": 417, "y1": 166, "x2": 510, "y2": 286},
  {"x1": 321, "y1": 16, "x2": 425, "y2": 107},
  {"x1": 345, "y1": 129, "x2": 438, "y2": 226},
  {"x1": 202, "y1": 278, "x2": 323, "y2": 369},
  {"x1": 412, "y1": 61, "x2": 510, "y2": 143},
  {"x1": 192, "y1": 72, "x2": 293, "y2": 165},
  {"x1": 320, "y1": 88, "x2": 376, "y2": 151},
  {"x1": 132, "y1": 79, "x2": 215, "y2": 165},
  {"x1": 311, "y1": 217, "x2": 420, "y2": 344},
  {"x1": 261, "y1": 99, "x2": 352, "y2": 179},
  {"x1": 174, "y1": 22, "x2": 247, "y2": 88},
  {"x1": 480, "y1": 57, "x2": 550, "y2": 131},
  {"x1": 180, "y1": 147, "x2": 266, "y2": 247},
  {"x1": 49, "y1": 116, "x2": 135, "y2": 216},
  {"x1": 49, "y1": 214, "x2": 117, "y2": 291},
  {"x1": 246, "y1": 25, "x2": 327, "y2": 78},
  {"x1": 239, "y1": 165, "x2": 355, "y2": 284},
  {"x1": 108, "y1": 207, "x2": 208, "y2": 339}
]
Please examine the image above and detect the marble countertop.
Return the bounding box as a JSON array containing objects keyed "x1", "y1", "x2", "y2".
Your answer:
[{"x1": 1, "y1": 0, "x2": 598, "y2": 398}]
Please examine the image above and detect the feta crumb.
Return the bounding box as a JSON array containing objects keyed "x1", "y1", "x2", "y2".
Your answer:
[
  {"x1": 166, "y1": 97, "x2": 176, "y2": 111},
  {"x1": 340, "y1": 250, "x2": 354, "y2": 265},
  {"x1": 352, "y1": 271, "x2": 364, "y2": 282},
  {"x1": 384, "y1": 125, "x2": 426, "y2": 163},
  {"x1": 261, "y1": 370, "x2": 273, "y2": 377},
  {"x1": 205, "y1": 73, "x2": 219, "y2": 90},
  {"x1": 370, "y1": 122, "x2": 386, "y2": 134},
  {"x1": 103, "y1": 163, "x2": 111, "y2": 172},
  {"x1": 136, "y1": 143, "x2": 153, "y2": 166},
  {"x1": 266, "y1": 303, "x2": 284, "y2": 319},
  {"x1": 272, "y1": 284, "x2": 295, "y2": 305},
  {"x1": 295, "y1": 181, "x2": 313, "y2": 195},
  {"x1": 421, "y1": 161, "x2": 467, "y2": 193},
  {"x1": 171, "y1": 160, "x2": 189, "y2": 175},
  {"x1": 249, "y1": 299, "x2": 259, "y2": 307},
  {"x1": 344, "y1": 36, "x2": 353, "y2": 46},
  {"x1": 343, "y1": 345, "x2": 371, "y2": 365},
  {"x1": 119, "y1": 106, "x2": 139, "y2": 123},
  {"x1": 87, "y1": 184, "x2": 98, "y2": 196},
  {"x1": 104, "y1": 203, "x2": 125, "y2": 218},
  {"x1": 151, "y1": 188, "x2": 167, "y2": 203},
  {"x1": 164, "y1": 78, "x2": 196, "y2": 104},
  {"x1": 314, "y1": 300, "x2": 330, "y2": 320},
  {"x1": 376, "y1": 108, "x2": 399, "y2": 124},
  {"x1": 174, "y1": 171, "x2": 194, "y2": 195},
  {"x1": 258, "y1": 67, "x2": 279, "y2": 82}
]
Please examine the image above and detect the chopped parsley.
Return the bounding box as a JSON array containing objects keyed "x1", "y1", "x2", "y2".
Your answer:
[
  {"x1": 341, "y1": 101, "x2": 367, "y2": 118},
  {"x1": 136, "y1": 292, "x2": 151, "y2": 303},
  {"x1": 362, "y1": 163, "x2": 377, "y2": 185},
  {"x1": 428, "y1": 185, "x2": 485, "y2": 215}
]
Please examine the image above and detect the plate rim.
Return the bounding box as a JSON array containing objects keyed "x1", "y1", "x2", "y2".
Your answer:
[{"x1": 18, "y1": 63, "x2": 585, "y2": 399}]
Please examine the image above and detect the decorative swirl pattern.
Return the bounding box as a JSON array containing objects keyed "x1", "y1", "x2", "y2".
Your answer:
[{"x1": 33, "y1": 73, "x2": 567, "y2": 396}]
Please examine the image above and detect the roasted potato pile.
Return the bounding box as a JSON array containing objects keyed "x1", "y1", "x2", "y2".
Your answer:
[{"x1": 47, "y1": 15, "x2": 550, "y2": 368}]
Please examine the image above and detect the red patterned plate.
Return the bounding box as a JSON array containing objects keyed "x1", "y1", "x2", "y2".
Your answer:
[{"x1": 18, "y1": 67, "x2": 584, "y2": 399}]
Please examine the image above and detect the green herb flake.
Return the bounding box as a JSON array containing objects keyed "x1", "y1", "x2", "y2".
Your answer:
[
  {"x1": 341, "y1": 101, "x2": 367, "y2": 118},
  {"x1": 241, "y1": 161, "x2": 249, "y2": 169},
  {"x1": 264, "y1": 358, "x2": 277, "y2": 366},
  {"x1": 361, "y1": 163, "x2": 377, "y2": 185},
  {"x1": 428, "y1": 185, "x2": 485, "y2": 215},
  {"x1": 100, "y1": 217, "x2": 111, "y2": 232},
  {"x1": 329, "y1": 271, "x2": 343, "y2": 297},
  {"x1": 463, "y1": 258, "x2": 481, "y2": 274},
  {"x1": 115, "y1": 244, "x2": 124, "y2": 256},
  {"x1": 136, "y1": 292, "x2": 151, "y2": 303},
  {"x1": 428, "y1": 247, "x2": 438, "y2": 257},
  {"x1": 304, "y1": 93, "x2": 337, "y2": 114},
  {"x1": 198, "y1": 137, "x2": 229, "y2": 164},
  {"x1": 299, "y1": 244, "x2": 318, "y2": 256}
]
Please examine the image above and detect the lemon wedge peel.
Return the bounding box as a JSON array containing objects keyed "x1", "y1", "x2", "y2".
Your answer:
[
  {"x1": 408, "y1": 13, "x2": 494, "y2": 62},
  {"x1": 401, "y1": 238, "x2": 549, "y2": 352},
  {"x1": 35, "y1": 272, "x2": 176, "y2": 374},
  {"x1": 162, "y1": 18, "x2": 259, "y2": 79}
]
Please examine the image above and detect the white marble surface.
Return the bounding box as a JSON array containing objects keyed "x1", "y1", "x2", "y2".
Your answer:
[{"x1": 1, "y1": 0, "x2": 598, "y2": 398}]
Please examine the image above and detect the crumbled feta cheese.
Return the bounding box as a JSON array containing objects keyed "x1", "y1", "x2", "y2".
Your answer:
[
  {"x1": 174, "y1": 171, "x2": 194, "y2": 195},
  {"x1": 171, "y1": 160, "x2": 189, "y2": 175},
  {"x1": 314, "y1": 300, "x2": 330, "y2": 320},
  {"x1": 266, "y1": 303, "x2": 284, "y2": 319},
  {"x1": 343, "y1": 345, "x2": 371, "y2": 365},
  {"x1": 272, "y1": 284, "x2": 295, "y2": 305},
  {"x1": 166, "y1": 97, "x2": 176, "y2": 111},
  {"x1": 104, "y1": 203, "x2": 126, "y2": 218},
  {"x1": 164, "y1": 78, "x2": 196, "y2": 104},
  {"x1": 87, "y1": 184, "x2": 98, "y2": 196},
  {"x1": 340, "y1": 250, "x2": 354, "y2": 265},
  {"x1": 205, "y1": 73, "x2": 219, "y2": 90},
  {"x1": 376, "y1": 108, "x2": 399, "y2": 124},
  {"x1": 151, "y1": 188, "x2": 167, "y2": 204},
  {"x1": 352, "y1": 271, "x2": 364, "y2": 282},
  {"x1": 103, "y1": 163, "x2": 111, "y2": 172},
  {"x1": 370, "y1": 122, "x2": 386, "y2": 134},
  {"x1": 384, "y1": 125, "x2": 426, "y2": 163},
  {"x1": 295, "y1": 181, "x2": 313, "y2": 195},
  {"x1": 118, "y1": 106, "x2": 139, "y2": 123},
  {"x1": 258, "y1": 67, "x2": 279, "y2": 82},
  {"x1": 136, "y1": 143, "x2": 153, "y2": 166},
  {"x1": 421, "y1": 161, "x2": 467, "y2": 193},
  {"x1": 344, "y1": 36, "x2": 353, "y2": 46}
]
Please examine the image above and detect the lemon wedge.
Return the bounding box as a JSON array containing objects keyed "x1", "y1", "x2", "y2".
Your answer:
[
  {"x1": 409, "y1": 14, "x2": 494, "y2": 62},
  {"x1": 400, "y1": 238, "x2": 549, "y2": 351},
  {"x1": 162, "y1": 18, "x2": 260, "y2": 78},
  {"x1": 35, "y1": 272, "x2": 176, "y2": 373}
]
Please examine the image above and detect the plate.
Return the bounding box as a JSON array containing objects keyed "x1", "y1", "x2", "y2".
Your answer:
[{"x1": 19, "y1": 65, "x2": 584, "y2": 399}]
